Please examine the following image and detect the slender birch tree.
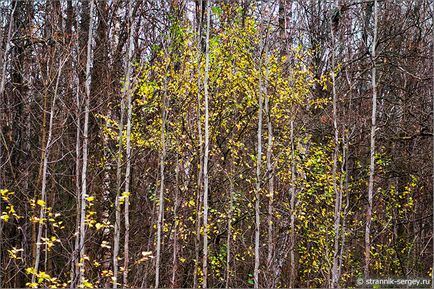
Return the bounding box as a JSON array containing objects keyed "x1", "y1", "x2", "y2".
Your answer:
[
  {"x1": 193, "y1": 2, "x2": 204, "y2": 288},
  {"x1": 123, "y1": 0, "x2": 136, "y2": 284},
  {"x1": 330, "y1": 3, "x2": 342, "y2": 286},
  {"x1": 202, "y1": 0, "x2": 211, "y2": 287},
  {"x1": 365, "y1": 0, "x2": 378, "y2": 279},
  {"x1": 254, "y1": 33, "x2": 264, "y2": 289},
  {"x1": 155, "y1": 46, "x2": 169, "y2": 289},
  {"x1": 77, "y1": 0, "x2": 95, "y2": 285}
]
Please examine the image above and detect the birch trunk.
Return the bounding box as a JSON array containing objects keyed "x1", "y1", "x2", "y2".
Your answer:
[
  {"x1": 70, "y1": 21, "x2": 82, "y2": 284},
  {"x1": 330, "y1": 10, "x2": 342, "y2": 286},
  {"x1": 193, "y1": 2, "x2": 203, "y2": 287},
  {"x1": 202, "y1": 0, "x2": 211, "y2": 286},
  {"x1": 254, "y1": 41, "x2": 264, "y2": 289},
  {"x1": 123, "y1": 0, "x2": 135, "y2": 284},
  {"x1": 78, "y1": 0, "x2": 94, "y2": 285},
  {"x1": 155, "y1": 58, "x2": 168, "y2": 289},
  {"x1": 0, "y1": 2, "x2": 15, "y2": 97},
  {"x1": 112, "y1": 43, "x2": 125, "y2": 289},
  {"x1": 365, "y1": 0, "x2": 378, "y2": 278}
]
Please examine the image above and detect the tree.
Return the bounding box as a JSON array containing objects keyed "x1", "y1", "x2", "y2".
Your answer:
[
  {"x1": 202, "y1": 0, "x2": 211, "y2": 287},
  {"x1": 365, "y1": 0, "x2": 378, "y2": 279}
]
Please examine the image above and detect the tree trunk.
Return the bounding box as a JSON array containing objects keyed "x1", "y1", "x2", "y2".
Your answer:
[
  {"x1": 289, "y1": 120, "x2": 296, "y2": 288},
  {"x1": 330, "y1": 7, "x2": 342, "y2": 286},
  {"x1": 71, "y1": 47, "x2": 82, "y2": 287},
  {"x1": 254, "y1": 39, "x2": 264, "y2": 289},
  {"x1": 193, "y1": 2, "x2": 203, "y2": 287},
  {"x1": 78, "y1": 0, "x2": 94, "y2": 285},
  {"x1": 365, "y1": 0, "x2": 377, "y2": 279},
  {"x1": 202, "y1": 0, "x2": 211, "y2": 287},
  {"x1": 123, "y1": 0, "x2": 135, "y2": 285},
  {"x1": 0, "y1": 2, "x2": 15, "y2": 97},
  {"x1": 265, "y1": 61, "x2": 274, "y2": 288},
  {"x1": 155, "y1": 55, "x2": 168, "y2": 289}
]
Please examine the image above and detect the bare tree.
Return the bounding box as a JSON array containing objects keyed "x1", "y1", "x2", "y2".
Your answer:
[
  {"x1": 202, "y1": 0, "x2": 211, "y2": 287},
  {"x1": 365, "y1": 0, "x2": 378, "y2": 279},
  {"x1": 330, "y1": 2, "x2": 342, "y2": 286},
  {"x1": 254, "y1": 33, "x2": 264, "y2": 289},
  {"x1": 123, "y1": 0, "x2": 136, "y2": 285},
  {"x1": 193, "y1": 2, "x2": 204, "y2": 288},
  {"x1": 155, "y1": 44, "x2": 169, "y2": 289},
  {"x1": 78, "y1": 0, "x2": 95, "y2": 285}
]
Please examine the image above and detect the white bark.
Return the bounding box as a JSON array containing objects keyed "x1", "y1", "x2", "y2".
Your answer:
[
  {"x1": 254, "y1": 42, "x2": 264, "y2": 289},
  {"x1": 123, "y1": 0, "x2": 135, "y2": 285},
  {"x1": 70, "y1": 32, "x2": 82, "y2": 288},
  {"x1": 202, "y1": 0, "x2": 211, "y2": 287},
  {"x1": 78, "y1": 0, "x2": 95, "y2": 285},
  {"x1": 155, "y1": 56, "x2": 168, "y2": 289},
  {"x1": 112, "y1": 80, "x2": 124, "y2": 288},
  {"x1": 0, "y1": 2, "x2": 15, "y2": 96},
  {"x1": 365, "y1": 0, "x2": 377, "y2": 278},
  {"x1": 193, "y1": 7, "x2": 204, "y2": 286},
  {"x1": 330, "y1": 9, "x2": 342, "y2": 286}
]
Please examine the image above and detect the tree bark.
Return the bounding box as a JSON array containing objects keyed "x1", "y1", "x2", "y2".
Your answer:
[
  {"x1": 123, "y1": 0, "x2": 135, "y2": 284},
  {"x1": 330, "y1": 6, "x2": 342, "y2": 286},
  {"x1": 155, "y1": 53, "x2": 168, "y2": 289},
  {"x1": 193, "y1": 2, "x2": 203, "y2": 288},
  {"x1": 202, "y1": 0, "x2": 211, "y2": 287},
  {"x1": 0, "y1": 2, "x2": 15, "y2": 97},
  {"x1": 364, "y1": 0, "x2": 377, "y2": 279},
  {"x1": 78, "y1": 0, "x2": 94, "y2": 285},
  {"x1": 254, "y1": 37, "x2": 264, "y2": 289}
]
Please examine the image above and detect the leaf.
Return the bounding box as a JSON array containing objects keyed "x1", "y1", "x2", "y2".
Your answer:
[{"x1": 211, "y1": 6, "x2": 222, "y2": 16}]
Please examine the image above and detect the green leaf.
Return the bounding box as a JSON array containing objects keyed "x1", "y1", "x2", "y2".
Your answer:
[{"x1": 211, "y1": 6, "x2": 222, "y2": 16}]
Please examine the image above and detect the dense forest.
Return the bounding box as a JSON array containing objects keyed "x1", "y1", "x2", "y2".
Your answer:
[{"x1": 0, "y1": 0, "x2": 433, "y2": 288}]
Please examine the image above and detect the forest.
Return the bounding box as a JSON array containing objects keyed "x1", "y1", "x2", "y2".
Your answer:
[{"x1": 0, "y1": 0, "x2": 433, "y2": 288}]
